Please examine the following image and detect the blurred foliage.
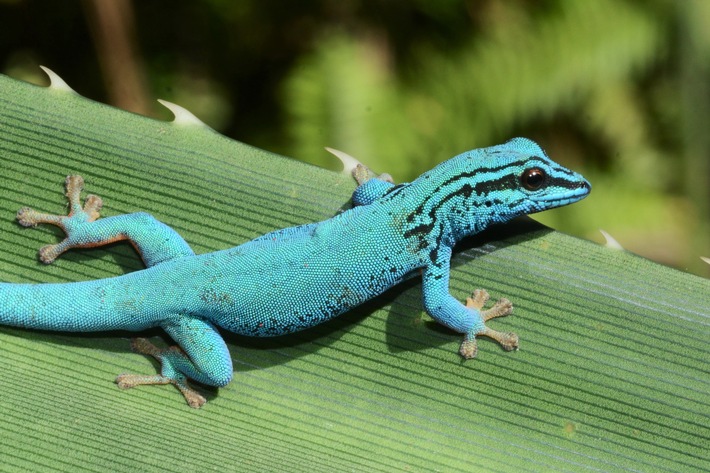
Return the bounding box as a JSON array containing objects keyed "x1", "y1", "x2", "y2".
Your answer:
[{"x1": 0, "y1": 0, "x2": 708, "y2": 276}]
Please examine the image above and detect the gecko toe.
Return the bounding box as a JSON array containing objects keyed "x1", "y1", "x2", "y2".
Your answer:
[
  {"x1": 465, "y1": 289, "x2": 490, "y2": 310},
  {"x1": 83, "y1": 194, "x2": 104, "y2": 221},
  {"x1": 466, "y1": 290, "x2": 513, "y2": 321},
  {"x1": 115, "y1": 371, "x2": 207, "y2": 408},
  {"x1": 489, "y1": 329, "x2": 519, "y2": 351},
  {"x1": 64, "y1": 175, "x2": 85, "y2": 198},
  {"x1": 459, "y1": 338, "x2": 478, "y2": 359},
  {"x1": 352, "y1": 164, "x2": 370, "y2": 185},
  {"x1": 116, "y1": 373, "x2": 170, "y2": 390},
  {"x1": 459, "y1": 327, "x2": 519, "y2": 360},
  {"x1": 482, "y1": 298, "x2": 513, "y2": 321},
  {"x1": 16, "y1": 207, "x2": 38, "y2": 227},
  {"x1": 38, "y1": 244, "x2": 64, "y2": 264}
]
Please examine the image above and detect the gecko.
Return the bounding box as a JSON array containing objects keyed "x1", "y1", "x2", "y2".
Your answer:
[{"x1": 1, "y1": 137, "x2": 590, "y2": 408}]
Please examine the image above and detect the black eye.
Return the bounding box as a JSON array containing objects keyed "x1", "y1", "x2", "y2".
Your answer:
[{"x1": 521, "y1": 168, "x2": 546, "y2": 191}]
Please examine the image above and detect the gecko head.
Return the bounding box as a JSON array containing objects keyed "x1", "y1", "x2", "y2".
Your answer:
[
  {"x1": 444, "y1": 137, "x2": 591, "y2": 225},
  {"x1": 486, "y1": 137, "x2": 592, "y2": 216},
  {"x1": 405, "y1": 138, "x2": 590, "y2": 241}
]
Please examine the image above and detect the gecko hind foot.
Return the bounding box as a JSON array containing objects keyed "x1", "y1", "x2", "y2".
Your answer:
[
  {"x1": 17, "y1": 175, "x2": 105, "y2": 264},
  {"x1": 352, "y1": 163, "x2": 394, "y2": 185},
  {"x1": 459, "y1": 289, "x2": 518, "y2": 359},
  {"x1": 115, "y1": 338, "x2": 207, "y2": 408}
]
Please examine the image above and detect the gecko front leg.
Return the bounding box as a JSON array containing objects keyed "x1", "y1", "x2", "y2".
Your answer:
[{"x1": 421, "y1": 246, "x2": 518, "y2": 359}]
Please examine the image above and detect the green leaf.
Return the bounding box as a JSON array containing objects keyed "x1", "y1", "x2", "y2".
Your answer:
[{"x1": 0, "y1": 72, "x2": 708, "y2": 473}]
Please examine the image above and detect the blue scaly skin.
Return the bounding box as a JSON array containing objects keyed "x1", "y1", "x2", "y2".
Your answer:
[{"x1": 2, "y1": 138, "x2": 590, "y2": 407}]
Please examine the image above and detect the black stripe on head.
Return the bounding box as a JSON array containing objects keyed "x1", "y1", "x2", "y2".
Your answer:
[
  {"x1": 407, "y1": 167, "x2": 519, "y2": 223},
  {"x1": 548, "y1": 176, "x2": 586, "y2": 190}
]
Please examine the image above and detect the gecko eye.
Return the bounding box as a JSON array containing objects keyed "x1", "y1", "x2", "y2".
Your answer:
[{"x1": 521, "y1": 168, "x2": 546, "y2": 191}]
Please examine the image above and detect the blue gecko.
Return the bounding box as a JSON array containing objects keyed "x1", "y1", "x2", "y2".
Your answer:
[{"x1": 1, "y1": 138, "x2": 590, "y2": 407}]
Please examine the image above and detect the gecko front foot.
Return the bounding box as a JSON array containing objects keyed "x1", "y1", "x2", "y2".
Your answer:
[
  {"x1": 459, "y1": 289, "x2": 518, "y2": 359},
  {"x1": 116, "y1": 338, "x2": 207, "y2": 408},
  {"x1": 17, "y1": 175, "x2": 104, "y2": 264}
]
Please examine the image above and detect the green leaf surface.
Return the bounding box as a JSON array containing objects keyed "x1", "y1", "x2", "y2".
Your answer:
[{"x1": 0, "y1": 73, "x2": 707, "y2": 473}]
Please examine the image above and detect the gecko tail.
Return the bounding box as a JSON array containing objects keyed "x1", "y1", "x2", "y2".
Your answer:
[{"x1": 0, "y1": 278, "x2": 149, "y2": 333}]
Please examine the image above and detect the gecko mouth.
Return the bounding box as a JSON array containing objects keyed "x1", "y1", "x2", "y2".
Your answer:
[
  {"x1": 532, "y1": 181, "x2": 591, "y2": 207},
  {"x1": 535, "y1": 181, "x2": 592, "y2": 203}
]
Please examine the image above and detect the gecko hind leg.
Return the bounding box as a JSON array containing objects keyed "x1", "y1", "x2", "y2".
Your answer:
[
  {"x1": 116, "y1": 338, "x2": 207, "y2": 408},
  {"x1": 459, "y1": 289, "x2": 518, "y2": 359},
  {"x1": 17, "y1": 175, "x2": 194, "y2": 266},
  {"x1": 116, "y1": 318, "x2": 232, "y2": 408}
]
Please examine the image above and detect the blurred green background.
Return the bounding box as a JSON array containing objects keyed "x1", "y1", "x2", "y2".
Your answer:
[{"x1": 0, "y1": 0, "x2": 708, "y2": 277}]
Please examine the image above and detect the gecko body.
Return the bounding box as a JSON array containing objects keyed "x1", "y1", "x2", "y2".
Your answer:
[{"x1": 2, "y1": 138, "x2": 590, "y2": 407}]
